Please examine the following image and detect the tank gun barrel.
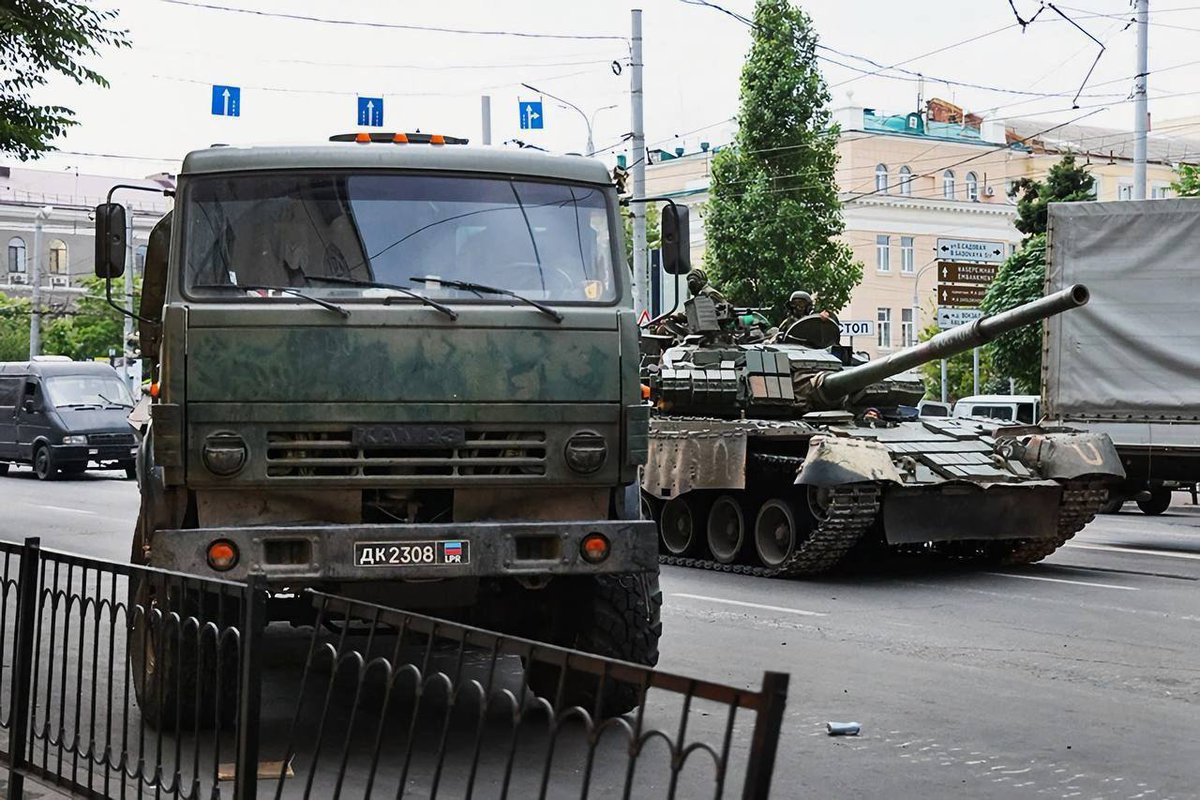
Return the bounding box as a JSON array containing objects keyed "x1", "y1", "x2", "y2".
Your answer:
[{"x1": 817, "y1": 284, "x2": 1090, "y2": 403}]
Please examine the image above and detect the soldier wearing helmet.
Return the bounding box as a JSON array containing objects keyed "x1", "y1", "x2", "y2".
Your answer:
[{"x1": 686, "y1": 268, "x2": 727, "y2": 304}]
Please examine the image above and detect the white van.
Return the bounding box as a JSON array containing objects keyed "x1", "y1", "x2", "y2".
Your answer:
[{"x1": 953, "y1": 394, "x2": 1041, "y2": 425}]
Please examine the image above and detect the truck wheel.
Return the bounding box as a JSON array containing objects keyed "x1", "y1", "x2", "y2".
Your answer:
[
  {"x1": 128, "y1": 518, "x2": 240, "y2": 730},
  {"x1": 1137, "y1": 487, "x2": 1172, "y2": 516},
  {"x1": 122, "y1": 461, "x2": 137, "y2": 480},
  {"x1": 33, "y1": 445, "x2": 58, "y2": 481},
  {"x1": 525, "y1": 572, "x2": 662, "y2": 718}
]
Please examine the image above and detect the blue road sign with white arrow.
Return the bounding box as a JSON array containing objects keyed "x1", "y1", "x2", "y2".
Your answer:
[
  {"x1": 211, "y1": 85, "x2": 240, "y2": 117},
  {"x1": 520, "y1": 101, "x2": 543, "y2": 130},
  {"x1": 357, "y1": 96, "x2": 384, "y2": 127}
]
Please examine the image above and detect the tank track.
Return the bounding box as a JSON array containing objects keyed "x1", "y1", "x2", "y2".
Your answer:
[
  {"x1": 659, "y1": 483, "x2": 881, "y2": 578},
  {"x1": 995, "y1": 481, "x2": 1109, "y2": 565}
]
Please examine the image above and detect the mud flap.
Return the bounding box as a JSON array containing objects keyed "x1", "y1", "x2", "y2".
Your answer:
[{"x1": 882, "y1": 481, "x2": 1063, "y2": 545}]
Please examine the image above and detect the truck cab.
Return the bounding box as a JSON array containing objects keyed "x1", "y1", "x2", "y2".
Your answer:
[{"x1": 97, "y1": 134, "x2": 663, "y2": 721}]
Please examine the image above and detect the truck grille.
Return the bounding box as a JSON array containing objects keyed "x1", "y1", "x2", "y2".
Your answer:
[
  {"x1": 265, "y1": 429, "x2": 547, "y2": 479},
  {"x1": 89, "y1": 432, "x2": 136, "y2": 446}
]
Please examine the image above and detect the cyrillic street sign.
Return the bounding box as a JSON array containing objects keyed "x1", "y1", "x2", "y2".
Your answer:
[
  {"x1": 937, "y1": 284, "x2": 987, "y2": 307},
  {"x1": 839, "y1": 320, "x2": 875, "y2": 337},
  {"x1": 937, "y1": 307, "x2": 985, "y2": 328},
  {"x1": 938, "y1": 261, "x2": 1000, "y2": 285},
  {"x1": 936, "y1": 238, "x2": 1005, "y2": 264}
]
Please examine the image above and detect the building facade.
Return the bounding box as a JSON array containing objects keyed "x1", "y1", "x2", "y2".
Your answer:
[
  {"x1": 643, "y1": 99, "x2": 1199, "y2": 360},
  {"x1": 1, "y1": 165, "x2": 174, "y2": 306}
]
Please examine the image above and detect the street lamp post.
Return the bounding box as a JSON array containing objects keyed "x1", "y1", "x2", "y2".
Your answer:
[
  {"x1": 28, "y1": 205, "x2": 53, "y2": 359},
  {"x1": 520, "y1": 82, "x2": 617, "y2": 156},
  {"x1": 912, "y1": 261, "x2": 947, "y2": 402}
]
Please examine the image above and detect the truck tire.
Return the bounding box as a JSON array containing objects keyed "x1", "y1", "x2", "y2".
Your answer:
[
  {"x1": 1137, "y1": 487, "x2": 1172, "y2": 516},
  {"x1": 128, "y1": 517, "x2": 240, "y2": 730},
  {"x1": 525, "y1": 572, "x2": 663, "y2": 718},
  {"x1": 33, "y1": 445, "x2": 58, "y2": 481}
]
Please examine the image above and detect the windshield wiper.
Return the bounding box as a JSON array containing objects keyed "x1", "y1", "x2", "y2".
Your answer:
[
  {"x1": 192, "y1": 283, "x2": 349, "y2": 318},
  {"x1": 97, "y1": 392, "x2": 133, "y2": 408},
  {"x1": 409, "y1": 276, "x2": 563, "y2": 323},
  {"x1": 302, "y1": 275, "x2": 457, "y2": 320}
]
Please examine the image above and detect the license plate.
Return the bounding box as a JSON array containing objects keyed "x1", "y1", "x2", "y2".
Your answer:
[
  {"x1": 352, "y1": 425, "x2": 465, "y2": 449},
  {"x1": 354, "y1": 540, "x2": 471, "y2": 567}
]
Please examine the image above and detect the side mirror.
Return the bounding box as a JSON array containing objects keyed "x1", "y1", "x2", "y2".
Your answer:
[
  {"x1": 94, "y1": 203, "x2": 127, "y2": 279},
  {"x1": 22, "y1": 399, "x2": 35, "y2": 414},
  {"x1": 661, "y1": 204, "x2": 691, "y2": 275}
]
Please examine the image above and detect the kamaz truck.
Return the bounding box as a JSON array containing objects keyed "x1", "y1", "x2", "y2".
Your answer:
[{"x1": 95, "y1": 132, "x2": 664, "y2": 722}]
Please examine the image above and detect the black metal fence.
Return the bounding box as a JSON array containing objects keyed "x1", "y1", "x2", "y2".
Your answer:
[{"x1": 0, "y1": 537, "x2": 787, "y2": 799}]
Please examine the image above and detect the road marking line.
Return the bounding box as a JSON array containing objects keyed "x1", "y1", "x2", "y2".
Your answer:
[
  {"x1": 671, "y1": 593, "x2": 827, "y2": 617},
  {"x1": 39, "y1": 506, "x2": 97, "y2": 516},
  {"x1": 1065, "y1": 542, "x2": 1200, "y2": 561},
  {"x1": 982, "y1": 572, "x2": 1138, "y2": 591}
]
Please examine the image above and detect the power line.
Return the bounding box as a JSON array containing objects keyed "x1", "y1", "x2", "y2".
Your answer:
[{"x1": 158, "y1": 0, "x2": 628, "y2": 41}]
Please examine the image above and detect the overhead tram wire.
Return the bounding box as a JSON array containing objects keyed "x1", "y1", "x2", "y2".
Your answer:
[{"x1": 158, "y1": 0, "x2": 628, "y2": 41}]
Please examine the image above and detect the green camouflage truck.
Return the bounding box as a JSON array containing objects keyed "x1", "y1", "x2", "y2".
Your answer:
[{"x1": 95, "y1": 133, "x2": 663, "y2": 722}]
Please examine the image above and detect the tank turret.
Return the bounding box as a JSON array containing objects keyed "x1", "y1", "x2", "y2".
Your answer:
[{"x1": 648, "y1": 284, "x2": 1090, "y2": 417}]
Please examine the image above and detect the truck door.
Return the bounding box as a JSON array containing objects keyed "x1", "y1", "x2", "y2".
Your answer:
[
  {"x1": 14, "y1": 379, "x2": 48, "y2": 460},
  {"x1": 0, "y1": 374, "x2": 20, "y2": 461}
]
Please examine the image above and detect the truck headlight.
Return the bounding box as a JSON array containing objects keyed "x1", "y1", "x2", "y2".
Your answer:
[
  {"x1": 202, "y1": 431, "x2": 248, "y2": 476},
  {"x1": 564, "y1": 431, "x2": 607, "y2": 474},
  {"x1": 62, "y1": 435, "x2": 87, "y2": 445}
]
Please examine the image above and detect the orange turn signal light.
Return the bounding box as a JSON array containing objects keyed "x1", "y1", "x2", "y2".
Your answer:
[
  {"x1": 393, "y1": 132, "x2": 409, "y2": 143},
  {"x1": 580, "y1": 533, "x2": 610, "y2": 564},
  {"x1": 149, "y1": 381, "x2": 160, "y2": 398},
  {"x1": 641, "y1": 383, "x2": 651, "y2": 400},
  {"x1": 206, "y1": 540, "x2": 239, "y2": 571},
  {"x1": 355, "y1": 132, "x2": 372, "y2": 144},
  {"x1": 429, "y1": 134, "x2": 446, "y2": 145}
]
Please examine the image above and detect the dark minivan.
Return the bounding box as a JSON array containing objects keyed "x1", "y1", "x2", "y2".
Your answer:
[{"x1": 0, "y1": 358, "x2": 139, "y2": 480}]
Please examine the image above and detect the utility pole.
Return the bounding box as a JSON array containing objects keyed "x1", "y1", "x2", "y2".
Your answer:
[
  {"x1": 124, "y1": 205, "x2": 136, "y2": 393},
  {"x1": 630, "y1": 8, "x2": 648, "y2": 319},
  {"x1": 481, "y1": 95, "x2": 492, "y2": 146},
  {"x1": 1133, "y1": 0, "x2": 1149, "y2": 200},
  {"x1": 28, "y1": 206, "x2": 51, "y2": 359}
]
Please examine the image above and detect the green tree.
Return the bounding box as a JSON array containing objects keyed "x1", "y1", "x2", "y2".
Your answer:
[
  {"x1": 918, "y1": 322, "x2": 996, "y2": 402},
  {"x1": 622, "y1": 202, "x2": 661, "y2": 266},
  {"x1": 1009, "y1": 153, "x2": 1095, "y2": 237},
  {"x1": 0, "y1": 293, "x2": 32, "y2": 361},
  {"x1": 981, "y1": 155, "x2": 1094, "y2": 392},
  {"x1": 42, "y1": 275, "x2": 139, "y2": 361},
  {"x1": 1, "y1": 1, "x2": 129, "y2": 160},
  {"x1": 703, "y1": 0, "x2": 861, "y2": 318},
  {"x1": 1170, "y1": 163, "x2": 1200, "y2": 197}
]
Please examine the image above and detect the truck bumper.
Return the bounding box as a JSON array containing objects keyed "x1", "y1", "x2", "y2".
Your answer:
[
  {"x1": 52, "y1": 443, "x2": 138, "y2": 466},
  {"x1": 146, "y1": 519, "x2": 658, "y2": 583}
]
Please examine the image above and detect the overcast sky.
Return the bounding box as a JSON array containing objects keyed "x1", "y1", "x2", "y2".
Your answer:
[{"x1": 18, "y1": 0, "x2": 1200, "y2": 179}]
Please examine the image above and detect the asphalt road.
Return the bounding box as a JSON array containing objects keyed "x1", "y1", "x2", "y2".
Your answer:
[{"x1": 2, "y1": 466, "x2": 1198, "y2": 799}]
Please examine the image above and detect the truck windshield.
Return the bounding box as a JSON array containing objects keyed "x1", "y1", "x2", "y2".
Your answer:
[
  {"x1": 44, "y1": 375, "x2": 133, "y2": 408},
  {"x1": 182, "y1": 172, "x2": 618, "y2": 304}
]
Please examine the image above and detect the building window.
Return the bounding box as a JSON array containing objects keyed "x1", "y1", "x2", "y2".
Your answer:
[
  {"x1": 900, "y1": 236, "x2": 914, "y2": 274},
  {"x1": 943, "y1": 170, "x2": 956, "y2": 199},
  {"x1": 7, "y1": 237, "x2": 26, "y2": 273},
  {"x1": 901, "y1": 308, "x2": 915, "y2": 347},
  {"x1": 135, "y1": 244, "x2": 148, "y2": 271},
  {"x1": 876, "y1": 234, "x2": 890, "y2": 272},
  {"x1": 1091, "y1": 176, "x2": 1101, "y2": 200},
  {"x1": 965, "y1": 171, "x2": 979, "y2": 202},
  {"x1": 899, "y1": 165, "x2": 912, "y2": 196},
  {"x1": 1151, "y1": 183, "x2": 1171, "y2": 199},
  {"x1": 48, "y1": 240, "x2": 67, "y2": 275},
  {"x1": 875, "y1": 164, "x2": 889, "y2": 194},
  {"x1": 877, "y1": 308, "x2": 892, "y2": 348},
  {"x1": 1118, "y1": 183, "x2": 1133, "y2": 201}
]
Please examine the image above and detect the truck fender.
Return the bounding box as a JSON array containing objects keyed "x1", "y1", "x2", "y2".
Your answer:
[
  {"x1": 796, "y1": 436, "x2": 901, "y2": 487},
  {"x1": 1015, "y1": 431, "x2": 1126, "y2": 481}
]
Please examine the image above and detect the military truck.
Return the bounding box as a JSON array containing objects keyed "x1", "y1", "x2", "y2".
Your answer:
[{"x1": 95, "y1": 132, "x2": 665, "y2": 723}]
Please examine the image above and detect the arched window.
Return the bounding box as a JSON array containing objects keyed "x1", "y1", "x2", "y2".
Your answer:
[
  {"x1": 875, "y1": 164, "x2": 889, "y2": 193},
  {"x1": 965, "y1": 171, "x2": 979, "y2": 202},
  {"x1": 7, "y1": 237, "x2": 26, "y2": 273},
  {"x1": 899, "y1": 165, "x2": 912, "y2": 196},
  {"x1": 943, "y1": 169, "x2": 956, "y2": 199},
  {"x1": 48, "y1": 240, "x2": 67, "y2": 275}
]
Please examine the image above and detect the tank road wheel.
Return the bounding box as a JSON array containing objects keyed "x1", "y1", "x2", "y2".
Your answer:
[
  {"x1": 707, "y1": 495, "x2": 747, "y2": 564},
  {"x1": 1137, "y1": 487, "x2": 1172, "y2": 516},
  {"x1": 524, "y1": 573, "x2": 663, "y2": 718},
  {"x1": 755, "y1": 499, "x2": 799, "y2": 567},
  {"x1": 660, "y1": 496, "x2": 700, "y2": 556}
]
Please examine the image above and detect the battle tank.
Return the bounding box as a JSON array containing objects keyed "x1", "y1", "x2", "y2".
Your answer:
[{"x1": 640, "y1": 284, "x2": 1125, "y2": 577}]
